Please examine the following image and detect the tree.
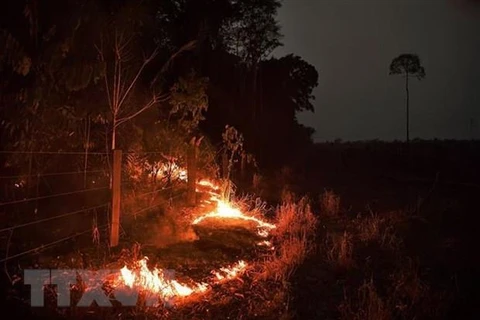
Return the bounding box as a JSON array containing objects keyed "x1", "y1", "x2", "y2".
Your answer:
[
  {"x1": 0, "y1": 0, "x2": 108, "y2": 183},
  {"x1": 94, "y1": 3, "x2": 200, "y2": 151},
  {"x1": 389, "y1": 53, "x2": 426, "y2": 144}
]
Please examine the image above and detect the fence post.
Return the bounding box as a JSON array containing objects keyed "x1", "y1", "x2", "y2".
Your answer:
[
  {"x1": 110, "y1": 149, "x2": 122, "y2": 247},
  {"x1": 187, "y1": 138, "x2": 197, "y2": 206}
]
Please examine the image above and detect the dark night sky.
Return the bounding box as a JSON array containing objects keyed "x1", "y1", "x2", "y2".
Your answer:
[{"x1": 275, "y1": 0, "x2": 480, "y2": 142}]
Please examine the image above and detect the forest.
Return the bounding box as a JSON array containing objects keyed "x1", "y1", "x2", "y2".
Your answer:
[{"x1": 0, "y1": 0, "x2": 317, "y2": 176}]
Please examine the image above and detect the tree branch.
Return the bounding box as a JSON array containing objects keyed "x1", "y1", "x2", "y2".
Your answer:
[
  {"x1": 94, "y1": 38, "x2": 113, "y2": 113},
  {"x1": 150, "y1": 40, "x2": 197, "y2": 88},
  {"x1": 115, "y1": 93, "x2": 169, "y2": 128},
  {"x1": 116, "y1": 47, "x2": 159, "y2": 111}
]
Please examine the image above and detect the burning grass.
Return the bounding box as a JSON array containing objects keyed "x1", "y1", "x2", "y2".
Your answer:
[
  {"x1": 257, "y1": 197, "x2": 318, "y2": 282},
  {"x1": 101, "y1": 193, "x2": 317, "y2": 318},
  {"x1": 7, "y1": 175, "x2": 319, "y2": 319}
]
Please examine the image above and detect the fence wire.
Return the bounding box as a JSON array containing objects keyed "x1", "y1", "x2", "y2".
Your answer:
[
  {"x1": 0, "y1": 186, "x2": 109, "y2": 207},
  {"x1": 0, "y1": 170, "x2": 108, "y2": 180},
  {"x1": 0, "y1": 203, "x2": 110, "y2": 233},
  {"x1": 0, "y1": 151, "x2": 109, "y2": 155},
  {"x1": 0, "y1": 149, "x2": 190, "y2": 264},
  {"x1": 0, "y1": 224, "x2": 109, "y2": 263}
]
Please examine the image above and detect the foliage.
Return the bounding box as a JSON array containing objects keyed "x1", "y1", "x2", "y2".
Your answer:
[
  {"x1": 389, "y1": 54, "x2": 426, "y2": 80},
  {"x1": 219, "y1": 0, "x2": 283, "y2": 64},
  {"x1": 169, "y1": 71, "x2": 209, "y2": 135},
  {"x1": 0, "y1": 0, "x2": 320, "y2": 180}
]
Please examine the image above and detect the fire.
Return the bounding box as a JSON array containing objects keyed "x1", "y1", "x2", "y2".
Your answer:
[
  {"x1": 151, "y1": 162, "x2": 188, "y2": 182},
  {"x1": 111, "y1": 257, "x2": 248, "y2": 304},
  {"x1": 109, "y1": 164, "x2": 275, "y2": 305},
  {"x1": 192, "y1": 198, "x2": 276, "y2": 237},
  {"x1": 212, "y1": 260, "x2": 247, "y2": 281},
  {"x1": 197, "y1": 179, "x2": 220, "y2": 190},
  {"x1": 115, "y1": 257, "x2": 208, "y2": 302},
  {"x1": 257, "y1": 240, "x2": 274, "y2": 249},
  {"x1": 192, "y1": 177, "x2": 276, "y2": 237}
]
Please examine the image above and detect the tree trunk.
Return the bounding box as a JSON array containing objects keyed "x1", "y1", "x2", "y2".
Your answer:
[{"x1": 111, "y1": 120, "x2": 117, "y2": 151}]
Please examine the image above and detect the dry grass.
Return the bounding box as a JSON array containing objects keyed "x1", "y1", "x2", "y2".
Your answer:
[
  {"x1": 339, "y1": 279, "x2": 391, "y2": 320},
  {"x1": 320, "y1": 189, "x2": 341, "y2": 217},
  {"x1": 356, "y1": 213, "x2": 384, "y2": 243},
  {"x1": 355, "y1": 211, "x2": 405, "y2": 251},
  {"x1": 388, "y1": 257, "x2": 434, "y2": 318},
  {"x1": 280, "y1": 186, "x2": 296, "y2": 203},
  {"x1": 256, "y1": 196, "x2": 318, "y2": 283},
  {"x1": 325, "y1": 230, "x2": 354, "y2": 269},
  {"x1": 338, "y1": 257, "x2": 447, "y2": 320}
]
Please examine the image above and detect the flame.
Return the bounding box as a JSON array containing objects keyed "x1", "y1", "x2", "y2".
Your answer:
[
  {"x1": 115, "y1": 257, "x2": 208, "y2": 301},
  {"x1": 152, "y1": 162, "x2": 188, "y2": 182},
  {"x1": 108, "y1": 164, "x2": 275, "y2": 305},
  {"x1": 212, "y1": 260, "x2": 247, "y2": 281},
  {"x1": 192, "y1": 178, "x2": 276, "y2": 238},
  {"x1": 197, "y1": 179, "x2": 220, "y2": 190},
  {"x1": 257, "y1": 240, "x2": 273, "y2": 248},
  {"x1": 151, "y1": 162, "x2": 277, "y2": 239},
  {"x1": 111, "y1": 257, "x2": 248, "y2": 304},
  {"x1": 192, "y1": 200, "x2": 276, "y2": 237}
]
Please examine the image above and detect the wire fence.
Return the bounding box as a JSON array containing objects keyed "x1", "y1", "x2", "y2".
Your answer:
[
  {"x1": 0, "y1": 169, "x2": 107, "y2": 180},
  {"x1": 0, "y1": 149, "x2": 188, "y2": 266},
  {"x1": 0, "y1": 186, "x2": 110, "y2": 207},
  {"x1": 0, "y1": 225, "x2": 109, "y2": 264}
]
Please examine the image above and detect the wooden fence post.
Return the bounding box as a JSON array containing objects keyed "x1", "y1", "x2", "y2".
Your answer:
[{"x1": 110, "y1": 149, "x2": 122, "y2": 247}]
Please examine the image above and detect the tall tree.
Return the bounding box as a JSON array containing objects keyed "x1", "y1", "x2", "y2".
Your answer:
[{"x1": 389, "y1": 53, "x2": 426, "y2": 144}]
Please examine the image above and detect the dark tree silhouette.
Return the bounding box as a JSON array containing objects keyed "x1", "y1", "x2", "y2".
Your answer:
[
  {"x1": 0, "y1": 0, "x2": 318, "y2": 177},
  {"x1": 389, "y1": 54, "x2": 426, "y2": 144}
]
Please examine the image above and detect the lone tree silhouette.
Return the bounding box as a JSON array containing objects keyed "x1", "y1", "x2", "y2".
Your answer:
[{"x1": 389, "y1": 54, "x2": 426, "y2": 144}]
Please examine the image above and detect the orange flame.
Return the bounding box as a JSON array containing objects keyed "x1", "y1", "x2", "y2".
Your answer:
[
  {"x1": 212, "y1": 260, "x2": 247, "y2": 281},
  {"x1": 112, "y1": 257, "x2": 248, "y2": 304},
  {"x1": 152, "y1": 162, "x2": 188, "y2": 182},
  {"x1": 192, "y1": 178, "x2": 276, "y2": 237},
  {"x1": 110, "y1": 166, "x2": 274, "y2": 305},
  {"x1": 116, "y1": 257, "x2": 208, "y2": 301}
]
